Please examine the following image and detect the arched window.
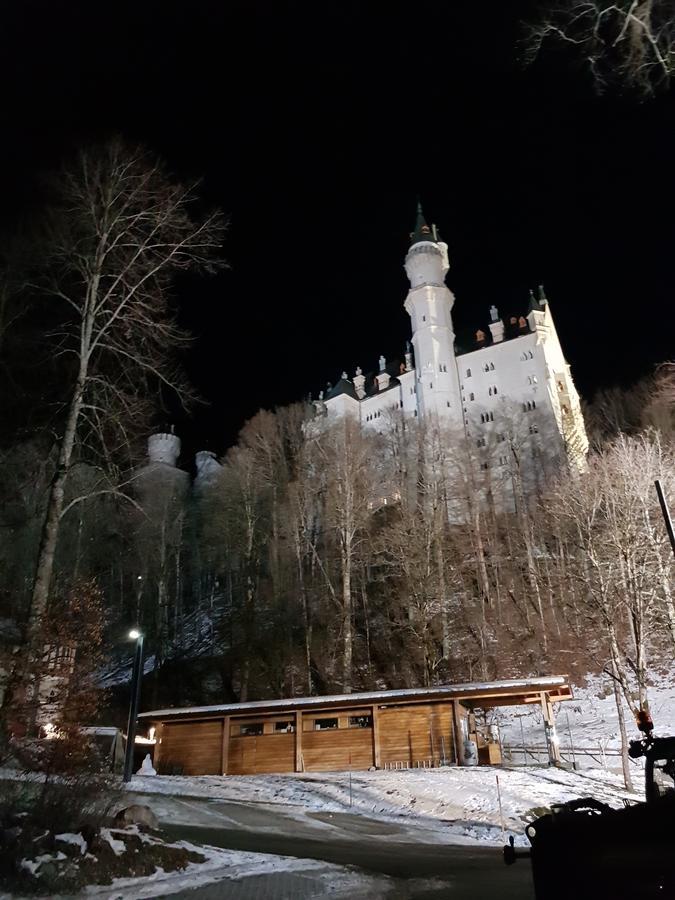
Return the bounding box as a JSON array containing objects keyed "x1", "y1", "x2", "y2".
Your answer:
[
  {"x1": 488, "y1": 387, "x2": 492, "y2": 396},
  {"x1": 469, "y1": 392, "x2": 474, "y2": 401},
  {"x1": 493, "y1": 385, "x2": 498, "y2": 395},
  {"x1": 490, "y1": 362, "x2": 495, "y2": 371},
  {"x1": 466, "y1": 368, "x2": 472, "y2": 377}
]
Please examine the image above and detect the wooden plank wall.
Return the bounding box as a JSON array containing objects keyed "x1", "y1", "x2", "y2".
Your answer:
[
  {"x1": 378, "y1": 703, "x2": 455, "y2": 766},
  {"x1": 227, "y1": 733, "x2": 295, "y2": 775},
  {"x1": 158, "y1": 720, "x2": 223, "y2": 775},
  {"x1": 302, "y1": 726, "x2": 373, "y2": 771}
]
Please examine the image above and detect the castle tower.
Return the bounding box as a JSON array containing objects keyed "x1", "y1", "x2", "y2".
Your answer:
[
  {"x1": 403, "y1": 203, "x2": 462, "y2": 425},
  {"x1": 147, "y1": 432, "x2": 181, "y2": 467}
]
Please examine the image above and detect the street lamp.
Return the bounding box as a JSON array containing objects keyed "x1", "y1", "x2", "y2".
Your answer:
[{"x1": 122, "y1": 628, "x2": 144, "y2": 783}]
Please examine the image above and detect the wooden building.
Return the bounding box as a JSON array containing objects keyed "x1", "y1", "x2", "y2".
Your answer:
[{"x1": 139, "y1": 676, "x2": 572, "y2": 777}]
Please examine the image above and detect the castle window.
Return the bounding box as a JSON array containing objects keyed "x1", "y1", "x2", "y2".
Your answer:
[
  {"x1": 484, "y1": 364, "x2": 489, "y2": 373},
  {"x1": 466, "y1": 368, "x2": 472, "y2": 378},
  {"x1": 499, "y1": 455, "x2": 508, "y2": 466},
  {"x1": 532, "y1": 400, "x2": 536, "y2": 409},
  {"x1": 529, "y1": 424, "x2": 538, "y2": 434},
  {"x1": 429, "y1": 382, "x2": 433, "y2": 389},
  {"x1": 414, "y1": 410, "x2": 418, "y2": 417},
  {"x1": 529, "y1": 350, "x2": 534, "y2": 359},
  {"x1": 480, "y1": 461, "x2": 489, "y2": 470},
  {"x1": 476, "y1": 438, "x2": 486, "y2": 448},
  {"x1": 469, "y1": 392, "x2": 474, "y2": 401},
  {"x1": 446, "y1": 401, "x2": 450, "y2": 407},
  {"x1": 493, "y1": 386, "x2": 498, "y2": 395},
  {"x1": 480, "y1": 414, "x2": 485, "y2": 423},
  {"x1": 488, "y1": 411, "x2": 494, "y2": 422},
  {"x1": 422, "y1": 315, "x2": 426, "y2": 321},
  {"x1": 490, "y1": 362, "x2": 495, "y2": 371}
]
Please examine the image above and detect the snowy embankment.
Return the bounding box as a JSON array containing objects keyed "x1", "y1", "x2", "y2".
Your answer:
[
  {"x1": 497, "y1": 669, "x2": 675, "y2": 768},
  {"x1": 128, "y1": 763, "x2": 640, "y2": 845}
]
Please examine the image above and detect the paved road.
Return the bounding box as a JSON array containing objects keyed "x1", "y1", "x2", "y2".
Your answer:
[{"x1": 133, "y1": 793, "x2": 535, "y2": 899}]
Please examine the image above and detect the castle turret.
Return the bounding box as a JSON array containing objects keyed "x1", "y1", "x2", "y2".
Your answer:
[
  {"x1": 403, "y1": 202, "x2": 461, "y2": 424},
  {"x1": 147, "y1": 432, "x2": 181, "y2": 467}
]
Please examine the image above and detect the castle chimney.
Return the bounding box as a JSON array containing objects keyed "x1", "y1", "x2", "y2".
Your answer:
[{"x1": 488, "y1": 305, "x2": 504, "y2": 343}]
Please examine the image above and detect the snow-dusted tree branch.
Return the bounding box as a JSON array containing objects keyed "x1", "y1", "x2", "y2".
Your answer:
[{"x1": 524, "y1": 1, "x2": 675, "y2": 93}]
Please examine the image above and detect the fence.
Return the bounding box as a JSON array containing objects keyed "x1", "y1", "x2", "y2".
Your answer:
[{"x1": 502, "y1": 742, "x2": 637, "y2": 769}]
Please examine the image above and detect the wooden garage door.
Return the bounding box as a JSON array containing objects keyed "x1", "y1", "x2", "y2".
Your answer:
[
  {"x1": 160, "y1": 720, "x2": 223, "y2": 775},
  {"x1": 378, "y1": 703, "x2": 454, "y2": 766},
  {"x1": 227, "y1": 733, "x2": 295, "y2": 775},
  {"x1": 302, "y1": 727, "x2": 373, "y2": 772}
]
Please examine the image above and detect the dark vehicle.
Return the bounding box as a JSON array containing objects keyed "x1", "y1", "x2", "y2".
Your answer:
[{"x1": 504, "y1": 713, "x2": 675, "y2": 899}]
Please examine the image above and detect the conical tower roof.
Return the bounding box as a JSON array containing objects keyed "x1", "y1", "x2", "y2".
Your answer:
[{"x1": 409, "y1": 200, "x2": 438, "y2": 247}]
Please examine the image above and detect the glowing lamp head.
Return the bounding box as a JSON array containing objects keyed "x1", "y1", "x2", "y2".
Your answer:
[{"x1": 129, "y1": 629, "x2": 141, "y2": 640}]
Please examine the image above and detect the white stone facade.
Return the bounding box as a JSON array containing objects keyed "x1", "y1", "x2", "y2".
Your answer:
[{"x1": 319, "y1": 210, "x2": 588, "y2": 478}]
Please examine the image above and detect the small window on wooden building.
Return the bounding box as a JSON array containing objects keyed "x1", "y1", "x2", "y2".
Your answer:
[
  {"x1": 240, "y1": 723, "x2": 263, "y2": 736},
  {"x1": 314, "y1": 717, "x2": 339, "y2": 730},
  {"x1": 274, "y1": 721, "x2": 294, "y2": 733},
  {"x1": 348, "y1": 715, "x2": 373, "y2": 728}
]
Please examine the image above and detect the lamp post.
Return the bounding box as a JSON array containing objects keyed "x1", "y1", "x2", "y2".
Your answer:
[{"x1": 123, "y1": 629, "x2": 144, "y2": 784}]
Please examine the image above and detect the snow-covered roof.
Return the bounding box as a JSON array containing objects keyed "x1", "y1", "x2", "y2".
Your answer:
[{"x1": 139, "y1": 676, "x2": 570, "y2": 721}]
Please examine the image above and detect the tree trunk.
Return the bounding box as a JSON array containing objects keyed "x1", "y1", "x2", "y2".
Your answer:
[
  {"x1": 342, "y1": 548, "x2": 352, "y2": 693},
  {"x1": 611, "y1": 662, "x2": 634, "y2": 792},
  {"x1": 28, "y1": 378, "x2": 86, "y2": 644}
]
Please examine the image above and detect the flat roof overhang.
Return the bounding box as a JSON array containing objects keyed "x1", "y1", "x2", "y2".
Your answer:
[{"x1": 138, "y1": 676, "x2": 573, "y2": 724}]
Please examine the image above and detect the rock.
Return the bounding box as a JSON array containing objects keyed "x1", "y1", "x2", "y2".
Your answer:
[
  {"x1": 113, "y1": 804, "x2": 159, "y2": 831},
  {"x1": 136, "y1": 753, "x2": 157, "y2": 776}
]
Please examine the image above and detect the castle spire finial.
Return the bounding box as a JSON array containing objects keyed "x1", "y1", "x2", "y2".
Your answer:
[{"x1": 410, "y1": 197, "x2": 437, "y2": 246}]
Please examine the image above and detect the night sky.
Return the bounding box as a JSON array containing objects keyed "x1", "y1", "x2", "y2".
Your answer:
[{"x1": 1, "y1": 2, "x2": 673, "y2": 455}]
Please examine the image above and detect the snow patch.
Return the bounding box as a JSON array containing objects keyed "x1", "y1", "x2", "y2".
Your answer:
[
  {"x1": 99, "y1": 828, "x2": 126, "y2": 856},
  {"x1": 55, "y1": 831, "x2": 88, "y2": 855}
]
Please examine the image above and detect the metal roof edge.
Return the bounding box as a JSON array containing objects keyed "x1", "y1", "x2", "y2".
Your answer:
[{"x1": 138, "y1": 676, "x2": 569, "y2": 720}]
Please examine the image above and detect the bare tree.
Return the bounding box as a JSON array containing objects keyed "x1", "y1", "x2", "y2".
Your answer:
[
  {"x1": 25, "y1": 140, "x2": 225, "y2": 653},
  {"x1": 525, "y1": 1, "x2": 675, "y2": 94}
]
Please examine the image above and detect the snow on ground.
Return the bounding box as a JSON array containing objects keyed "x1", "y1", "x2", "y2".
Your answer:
[
  {"x1": 82, "y1": 841, "x2": 392, "y2": 899},
  {"x1": 128, "y1": 763, "x2": 640, "y2": 844},
  {"x1": 494, "y1": 668, "x2": 675, "y2": 770},
  {"x1": 2, "y1": 833, "x2": 391, "y2": 900}
]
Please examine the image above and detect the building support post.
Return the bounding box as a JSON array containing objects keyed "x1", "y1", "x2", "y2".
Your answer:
[
  {"x1": 295, "y1": 710, "x2": 303, "y2": 772},
  {"x1": 372, "y1": 705, "x2": 381, "y2": 768},
  {"x1": 541, "y1": 692, "x2": 561, "y2": 766},
  {"x1": 452, "y1": 700, "x2": 464, "y2": 765},
  {"x1": 221, "y1": 716, "x2": 230, "y2": 775}
]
